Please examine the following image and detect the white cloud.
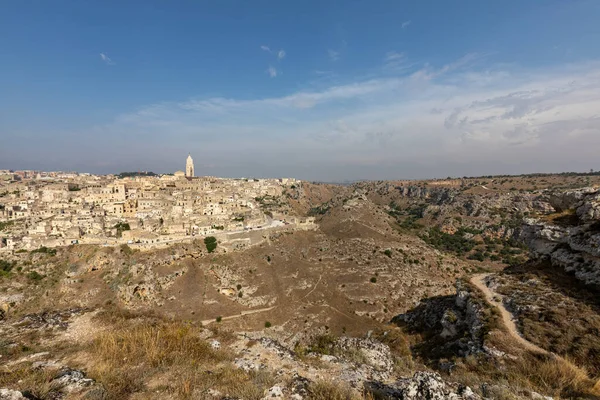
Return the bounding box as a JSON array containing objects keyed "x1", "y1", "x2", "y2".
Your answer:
[
  {"x1": 78, "y1": 58, "x2": 600, "y2": 180},
  {"x1": 401, "y1": 20, "x2": 411, "y2": 29},
  {"x1": 267, "y1": 66, "x2": 278, "y2": 78},
  {"x1": 410, "y1": 53, "x2": 484, "y2": 81},
  {"x1": 277, "y1": 50, "x2": 286, "y2": 60},
  {"x1": 99, "y1": 53, "x2": 115, "y2": 65},
  {"x1": 384, "y1": 51, "x2": 413, "y2": 71},
  {"x1": 260, "y1": 45, "x2": 271, "y2": 53},
  {"x1": 328, "y1": 49, "x2": 340, "y2": 61},
  {"x1": 385, "y1": 51, "x2": 405, "y2": 62}
]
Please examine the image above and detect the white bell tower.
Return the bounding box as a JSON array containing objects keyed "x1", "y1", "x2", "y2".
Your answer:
[{"x1": 185, "y1": 154, "x2": 194, "y2": 177}]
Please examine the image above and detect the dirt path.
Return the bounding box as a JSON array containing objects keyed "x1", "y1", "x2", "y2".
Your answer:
[
  {"x1": 470, "y1": 273, "x2": 548, "y2": 355},
  {"x1": 201, "y1": 306, "x2": 277, "y2": 326}
]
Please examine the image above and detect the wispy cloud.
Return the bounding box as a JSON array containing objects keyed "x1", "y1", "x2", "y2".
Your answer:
[
  {"x1": 99, "y1": 53, "x2": 115, "y2": 65},
  {"x1": 410, "y1": 53, "x2": 485, "y2": 81},
  {"x1": 261, "y1": 47, "x2": 285, "y2": 76},
  {"x1": 383, "y1": 51, "x2": 411, "y2": 71},
  {"x1": 385, "y1": 51, "x2": 405, "y2": 62},
  {"x1": 401, "y1": 20, "x2": 411, "y2": 29},
  {"x1": 328, "y1": 49, "x2": 340, "y2": 61},
  {"x1": 48, "y1": 57, "x2": 600, "y2": 180},
  {"x1": 267, "y1": 65, "x2": 278, "y2": 78}
]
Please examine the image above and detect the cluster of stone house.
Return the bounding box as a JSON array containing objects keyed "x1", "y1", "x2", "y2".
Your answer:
[{"x1": 0, "y1": 166, "x2": 309, "y2": 251}]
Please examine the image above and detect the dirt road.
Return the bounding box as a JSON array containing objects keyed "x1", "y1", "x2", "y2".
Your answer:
[
  {"x1": 470, "y1": 273, "x2": 548, "y2": 355},
  {"x1": 201, "y1": 306, "x2": 277, "y2": 326}
]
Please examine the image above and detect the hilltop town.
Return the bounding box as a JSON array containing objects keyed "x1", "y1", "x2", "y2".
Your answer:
[{"x1": 0, "y1": 155, "x2": 315, "y2": 252}]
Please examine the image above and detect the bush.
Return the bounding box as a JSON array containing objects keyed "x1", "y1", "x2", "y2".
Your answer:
[
  {"x1": 468, "y1": 250, "x2": 485, "y2": 262},
  {"x1": 204, "y1": 236, "x2": 217, "y2": 253},
  {"x1": 306, "y1": 334, "x2": 337, "y2": 356},
  {"x1": 308, "y1": 204, "x2": 330, "y2": 216},
  {"x1": 383, "y1": 249, "x2": 392, "y2": 258},
  {"x1": 216, "y1": 316, "x2": 222, "y2": 323},
  {"x1": 370, "y1": 277, "x2": 377, "y2": 283},
  {"x1": 0, "y1": 220, "x2": 15, "y2": 231},
  {"x1": 264, "y1": 321, "x2": 272, "y2": 328},
  {"x1": 30, "y1": 246, "x2": 57, "y2": 256},
  {"x1": 0, "y1": 259, "x2": 16, "y2": 277},
  {"x1": 113, "y1": 222, "x2": 131, "y2": 238},
  {"x1": 26, "y1": 271, "x2": 45, "y2": 281},
  {"x1": 421, "y1": 227, "x2": 475, "y2": 256},
  {"x1": 119, "y1": 244, "x2": 133, "y2": 255}
]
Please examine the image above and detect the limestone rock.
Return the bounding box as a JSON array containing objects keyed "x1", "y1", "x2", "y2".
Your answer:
[
  {"x1": 520, "y1": 188, "x2": 600, "y2": 287},
  {"x1": 367, "y1": 371, "x2": 480, "y2": 400},
  {"x1": 0, "y1": 389, "x2": 25, "y2": 400},
  {"x1": 52, "y1": 368, "x2": 95, "y2": 392}
]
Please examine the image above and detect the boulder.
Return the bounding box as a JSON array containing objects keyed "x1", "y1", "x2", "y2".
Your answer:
[
  {"x1": 367, "y1": 371, "x2": 480, "y2": 400},
  {"x1": 0, "y1": 389, "x2": 25, "y2": 400}
]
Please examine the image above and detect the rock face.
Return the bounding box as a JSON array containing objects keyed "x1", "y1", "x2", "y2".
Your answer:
[
  {"x1": 520, "y1": 188, "x2": 600, "y2": 287},
  {"x1": 393, "y1": 279, "x2": 489, "y2": 357},
  {"x1": 367, "y1": 371, "x2": 481, "y2": 400},
  {"x1": 0, "y1": 389, "x2": 25, "y2": 400}
]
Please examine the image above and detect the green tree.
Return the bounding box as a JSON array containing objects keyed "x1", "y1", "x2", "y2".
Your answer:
[{"x1": 204, "y1": 236, "x2": 217, "y2": 253}]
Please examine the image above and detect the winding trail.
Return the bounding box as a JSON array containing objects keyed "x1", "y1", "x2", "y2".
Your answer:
[
  {"x1": 201, "y1": 306, "x2": 277, "y2": 326},
  {"x1": 470, "y1": 273, "x2": 549, "y2": 355}
]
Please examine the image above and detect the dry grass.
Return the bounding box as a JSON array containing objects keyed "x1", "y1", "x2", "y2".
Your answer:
[
  {"x1": 0, "y1": 364, "x2": 60, "y2": 398},
  {"x1": 86, "y1": 315, "x2": 275, "y2": 399},
  {"x1": 175, "y1": 366, "x2": 274, "y2": 399},
  {"x1": 495, "y1": 263, "x2": 600, "y2": 375},
  {"x1": 307, "y1": 380, "x2": 368, "y2": 400},
  {"x1": 451, "y1": 348, "x2": 600, "y2": 399},
  {"x1": 91, "y1": 321, "x2": 224, "y2": 368},
  {"x1": 539, "y1": 208, "x2": 580, "y2": 226}
]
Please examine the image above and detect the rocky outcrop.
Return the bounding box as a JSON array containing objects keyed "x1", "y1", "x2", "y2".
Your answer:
[
  {"x1": 366, "y1": 371, "x2": 480, "y2": 400},
  {"x1": 393, "y1": 279, "x2": 490, "y2": 357},
  {"x1": 0, "y1": 389, "x2": 25, "y2": 400},
  {"x1": 0, "y1": 368, "x2": 99, "y2": 400},
  {"x1": 520, "y1": 188, "x2": 600, "y2": 287}
]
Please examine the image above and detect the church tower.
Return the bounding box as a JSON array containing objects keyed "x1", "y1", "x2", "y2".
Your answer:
[{"x1": 185, "y1": 154, "x2": 194, "y2": 177}]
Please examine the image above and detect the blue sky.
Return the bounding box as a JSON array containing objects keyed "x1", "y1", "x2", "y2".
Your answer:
[{"x1": 2, "y1": 0, "x2": 600, "y2": 180}]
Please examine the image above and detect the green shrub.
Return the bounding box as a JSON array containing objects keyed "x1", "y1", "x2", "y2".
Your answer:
[
  {"x1": 204, "y1": 236, "x2": 217, "y2": 253},
  {"x1": 216, "y1": 316, "x2": 222, "y2": 323},
  {"x1": 264, "y1": 321, "x2": 272, "y2": 328},
  {"x1": 370, "y1": 277, "x2": 377, "y2": 283},
  {"x1": 307, "y1": 334, "x2": 337, "y2": 355},
  {"x1": 120, "y1": 244, "x2": 133, "y2": 255},
  {"x1": 421, "y1": 227, "x2": 475, "y2": 256},
  {"x1": 30, "y1": 246, "x2": 57, "y2": 256},
  {"x1": 0, "y1": 259, "x2": 16, "y2": 277},
  {"x1": 113, "y1": 222, "x2": 131, "y2": 238},
  {"x1": 0, "y1": 220, "x2": 15, "y2": 231},
  {"x1": 27, "y1": 271, "x2": 45, "y2": 281}
]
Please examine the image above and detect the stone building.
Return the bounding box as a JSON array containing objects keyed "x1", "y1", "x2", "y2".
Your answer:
[{"x1": 186, "y1": 154, "x2": 194, "y2": 178}]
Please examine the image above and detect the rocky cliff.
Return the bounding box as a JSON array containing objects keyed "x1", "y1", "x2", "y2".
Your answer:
[{"x1": 519, "y1": 188, "x2": 600, "y2": 287}]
